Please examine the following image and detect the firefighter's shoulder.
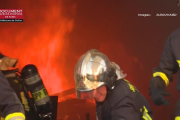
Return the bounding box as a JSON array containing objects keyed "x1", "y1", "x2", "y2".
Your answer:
[
  {"x1": 107, "y1": 79, "x2": 135, "y2": 107},
  {"x1": 167, "y1": 28, "x2": 180, "y2": 60},
  {"x1": 170, "y1": 28, "x2": 180, "y2": 40}
]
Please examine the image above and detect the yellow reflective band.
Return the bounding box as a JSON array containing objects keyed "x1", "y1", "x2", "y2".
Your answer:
[
  {"x1": 153, "y1": 72, "x2": 169, "y2": 86},
  {"x1": 20, "y1": 92, "x2": 30, "y2": 111},
  {"x1": 175, "y1": 116, "x2": 180, "y2": 120},
  {"x1": 142, "y1": 116, "x2": 148, "y2": 120},
  {"x1": 31, "y1": 88, "x2": 48, "y2": 101},
  {"x1": 124, "y1": 79, "x2": 139, "y2": 92},
  {"x1": 143, "y1": 106, "x2": 152, "y2": 120},
  {"x1": 177, "y1": 60, "x2": 180, "y2": 67},
  {"x1": 5, "y1": 112, "x2": 25, "y2": 120}
]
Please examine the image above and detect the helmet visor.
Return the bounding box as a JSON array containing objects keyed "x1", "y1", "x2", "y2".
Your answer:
[
  {"x1": 75, "y1": 90, "x2": 94, "y2": 99},
  {"x1": 75, "y1": 60, "x2": 107, "y2": 92}
]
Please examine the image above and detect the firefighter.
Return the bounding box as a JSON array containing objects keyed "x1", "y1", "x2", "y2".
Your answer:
[
  {"x1": 149, "y1": 28, "x2": 180, "y2": 119},
  {"x1": 0, "y1": 53, "x2": 25, "y2": 120},
  {"x1": 74, "y1": 49, "x2": 154, "y2": 120},
  {"x1": 0, "y1": 53, "x2": 40, "y2": 120}
]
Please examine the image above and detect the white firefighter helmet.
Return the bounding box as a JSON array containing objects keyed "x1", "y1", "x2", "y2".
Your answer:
[{"x1": 74, "y1": 49, "x2": 117, "y2": 99}]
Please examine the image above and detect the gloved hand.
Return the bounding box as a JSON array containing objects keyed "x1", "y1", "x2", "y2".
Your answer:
[{"x1": 149, "y1": 76, "x2": 170, "y2": 106}]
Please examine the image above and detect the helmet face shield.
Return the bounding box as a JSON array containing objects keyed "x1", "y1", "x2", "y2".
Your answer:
[
  {"x1": 76, "y1": 90, "x2": 94, "y2": 99},
  {"x1": 75, "y1": 61, "x2": 107, "y2": 91}
]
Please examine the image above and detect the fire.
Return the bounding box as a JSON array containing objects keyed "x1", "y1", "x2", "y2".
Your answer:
[{"x1": 0, "y1": 0, "x2": 77, "y2": 96}]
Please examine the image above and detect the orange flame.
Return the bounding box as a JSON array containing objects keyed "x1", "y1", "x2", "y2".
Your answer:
[{"x1": 0, "y1": 0, "x2": 77, "y2": 96}]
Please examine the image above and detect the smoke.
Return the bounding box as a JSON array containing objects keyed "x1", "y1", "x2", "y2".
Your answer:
[{"x1": 98, "y1": 40, "x2": 144, "y2": 84}]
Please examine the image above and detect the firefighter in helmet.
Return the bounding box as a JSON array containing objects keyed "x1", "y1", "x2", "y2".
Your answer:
[{"x1": 74, "y1": 49, "x2": 154, "y2": 120}]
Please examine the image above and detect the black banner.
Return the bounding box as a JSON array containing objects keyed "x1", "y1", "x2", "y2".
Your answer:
[{"x1": 0, "y1": 19, "x2": 23, "y2": 22}]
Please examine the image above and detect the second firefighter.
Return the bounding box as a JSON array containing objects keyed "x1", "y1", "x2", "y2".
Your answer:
[{"x1": 74, "y1": 49, "x2": 154, "y2": 120}]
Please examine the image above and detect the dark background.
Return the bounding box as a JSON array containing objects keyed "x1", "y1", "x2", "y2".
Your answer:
[{"x1": 0, "y1": 0, "x2": 180, "y2": 119}]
